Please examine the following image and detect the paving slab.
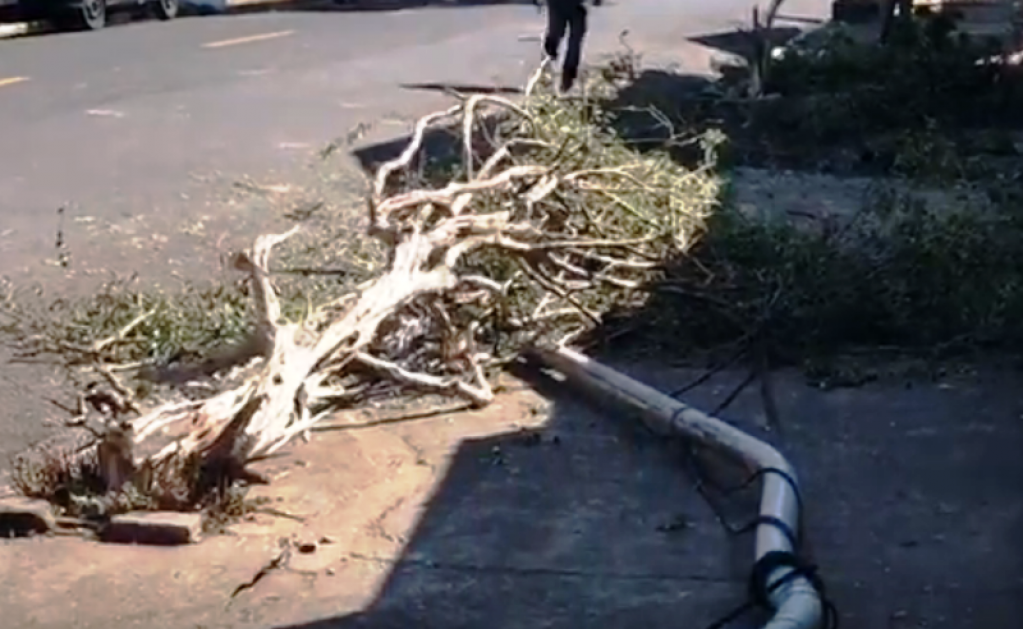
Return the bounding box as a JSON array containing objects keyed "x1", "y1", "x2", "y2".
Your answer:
[{"x1": 101, "y1": 511, "x2": 204, "y2": 545}]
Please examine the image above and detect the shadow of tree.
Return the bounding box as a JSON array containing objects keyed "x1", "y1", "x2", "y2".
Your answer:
[
  {"x1": 349, "y1": 71, "x2": 727, "y2": 178},
  {"x1": 348, "y1": 100, "x2": 513, "y2": 182},
  {"x1": 400, "y1": 82, "x2": 523, "y2": 96},
  {"x1": 273, "y1": 360, "x2": 763, "y2": 629},
  {"x1": 686, "y1": 26, "x2": 805, "y2": 62},
  {"x1": 599, "y1": 70, "x2": 723, "y2": 169},
  {"x1": 264, "y1": 346, "x2": 1023, "y2": 629}
]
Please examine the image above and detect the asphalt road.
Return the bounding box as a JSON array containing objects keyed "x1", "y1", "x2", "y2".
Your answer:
[{"x1": 0, "y1": 0, "x2": 828, "y2": 291}]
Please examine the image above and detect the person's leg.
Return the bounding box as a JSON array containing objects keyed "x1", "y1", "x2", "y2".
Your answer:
[
  {"x1": 543, "y1": 2, "x2": 569, "y2": 61},
  {"x1": 880, "y1": 0, "x2": 914, "y2": 44},
  {"x1": 560, "y1": 2, "x2": 588, "y2": 92}
]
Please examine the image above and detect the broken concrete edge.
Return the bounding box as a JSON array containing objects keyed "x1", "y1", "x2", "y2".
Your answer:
[
  {"x1": 1, "y1": 496, "x2": 206, "y2": 545},
  {"x1": 100, "y1": 511, "x2": 204, "y2": 546}
]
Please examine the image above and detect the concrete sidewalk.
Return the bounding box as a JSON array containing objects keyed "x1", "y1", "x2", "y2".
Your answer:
[{"x1": 2, "y1": 362, "x2": 1021, "y2": 628}]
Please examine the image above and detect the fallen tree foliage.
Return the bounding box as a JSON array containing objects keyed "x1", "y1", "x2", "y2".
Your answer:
[{"x1": 8, "y1": 62, "x2": 723, "y2": 512}]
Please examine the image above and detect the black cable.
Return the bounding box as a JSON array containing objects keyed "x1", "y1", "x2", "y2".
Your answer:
[
  {"x1": 740, "y1": 514, "x2": 799, "y2": 553},
  {"x1": 746, "y1": 551, "x2": 841, "y2": 629},
  {"x1": 675, "y1": 443, "x2": 839, "y2": 628},
  {"x1": 678, "y1": 444, "x2": 804, "y2": 548},
  {"x1": 704, "y1": 549, "x2": 840, "y2": 629}
]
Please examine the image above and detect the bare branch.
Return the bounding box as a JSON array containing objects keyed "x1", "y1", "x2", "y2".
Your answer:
[
  {"x1": 354, "y1": 352, "x2": 493, "y2": 407},
  {"x1": 462, "y1": 93, "x2": 535, "y2": 180},
  {"x1": 477, "y1": 139, "x2": 554, "y2": 181},
  {"x1": 372, "y1": 105, "x2": 462, "y2": 203},
  {"x1": 525, "y1": 57, "x2": 553, "y2": 97},
  {"x1": 93, "y1": 308, "x2": 156, "y2": 354},
  {"x1": 569, "y1": 248, "x2": 659, "y2": 270},
  {"x1": 458, "y1": 275, "x2": 505, "y2": 294},
  {"x1": 91, "y1": 364, "x2": 141, "y2": 415},
  {"x1": 517, "y1": 261, "x2": 601, "y2": 324},
  {"x1": 232, "y1": 226, "x2": 302, "y2": 350},
  {"x1": 547, "y1": 253, "x2": 642, "y2": 289},
  {"x1": 376, "y1": 164, "x2": 548, "y2": 217}
]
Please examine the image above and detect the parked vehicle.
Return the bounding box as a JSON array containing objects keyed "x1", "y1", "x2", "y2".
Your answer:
[{"x1": 0, "y1": 0, "x2": 179, "y2": 31}]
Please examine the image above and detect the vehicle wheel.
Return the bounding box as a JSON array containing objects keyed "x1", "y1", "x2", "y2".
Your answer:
[
  {"x1": 152, "y1": 0, "x2": 179, "y2": 20},
  {"x1": 79, "y1": 0, "x2": 106, "y2": 30}
]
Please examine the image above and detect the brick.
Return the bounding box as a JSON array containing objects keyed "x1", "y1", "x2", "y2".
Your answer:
[
  {"x1": 101, "y1": 511, "x2": 203, "y2": 545},
  {"x1": 0, "y1": 496, "x2": 56, "y2": 537}
]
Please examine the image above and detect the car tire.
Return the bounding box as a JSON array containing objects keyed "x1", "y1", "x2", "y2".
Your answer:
[
  {"x1": 78, "y1": 0, "x2": 107, "y2": 29},
  {"x1": 152, "y1": 0, "x2": 179, "y2": 20}
]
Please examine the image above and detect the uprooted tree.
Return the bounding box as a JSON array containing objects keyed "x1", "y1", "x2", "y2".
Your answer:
[{"x1": 11, "y1": 62, "x2": 723, "y2": 512}]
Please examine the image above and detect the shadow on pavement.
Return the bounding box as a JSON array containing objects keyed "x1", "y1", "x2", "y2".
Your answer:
[
  {"x1": 686, "y1": 25, "x2": 805, "y2": 62},
  {"x1": 349, "y1": 124, "x2": 459, "y2": 176},
  {"x1": 347, "y1": 70, "x2": 719, "y2": 178},
  {"x1": 274, "y1": 360, "x2": 760, "y2": 629},
  {"x1": 400, "y1": 82, "x2": 523, "y2": 96},
  {"x1": 772, "y1": 14, "x2": 826, "y2": 27},
  {"x1": 598, "y1": 69, "x2": 732, "y2": 169},
  {"x1": 347, "y1": 96, "x2": 513, "y2": 177},
  {"x1": 271, "y1": 353, "x2": 1023, "y2": 629}
]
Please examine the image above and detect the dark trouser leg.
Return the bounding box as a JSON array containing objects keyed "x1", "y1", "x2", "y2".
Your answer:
[
  {"x1": 880, "y1": 0, "x2": 913, "y2": 44},
  {"x1": 543, "y1": 4, "x2": 569, "y2": 60},
  {"x1": 560, "y1": 3, "x2": 588, "y2": 92}
]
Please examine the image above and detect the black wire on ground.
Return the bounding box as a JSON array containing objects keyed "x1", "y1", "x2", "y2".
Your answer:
[
  {"x1": 676, "y1": 442, "x2": 840, "y2": 629},
  {"x1": 705, "y1": 549, "x2": 839, "y2": 629}
]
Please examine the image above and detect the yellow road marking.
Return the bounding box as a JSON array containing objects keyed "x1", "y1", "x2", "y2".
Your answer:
[
  {"x1": 0, "y1": 76, "x2": 29, "y2": 88},
  {"x1": 202, "y1": 30, "x2": 294, "y2": 49}
]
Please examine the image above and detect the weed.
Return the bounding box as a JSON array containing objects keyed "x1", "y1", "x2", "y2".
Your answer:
[
  {"x1": 9, "y1": 441, "x2": 266, "y2": 532},
  {"x1": 603, "y1": 183, "x2": 1023, "y2": 367}
]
